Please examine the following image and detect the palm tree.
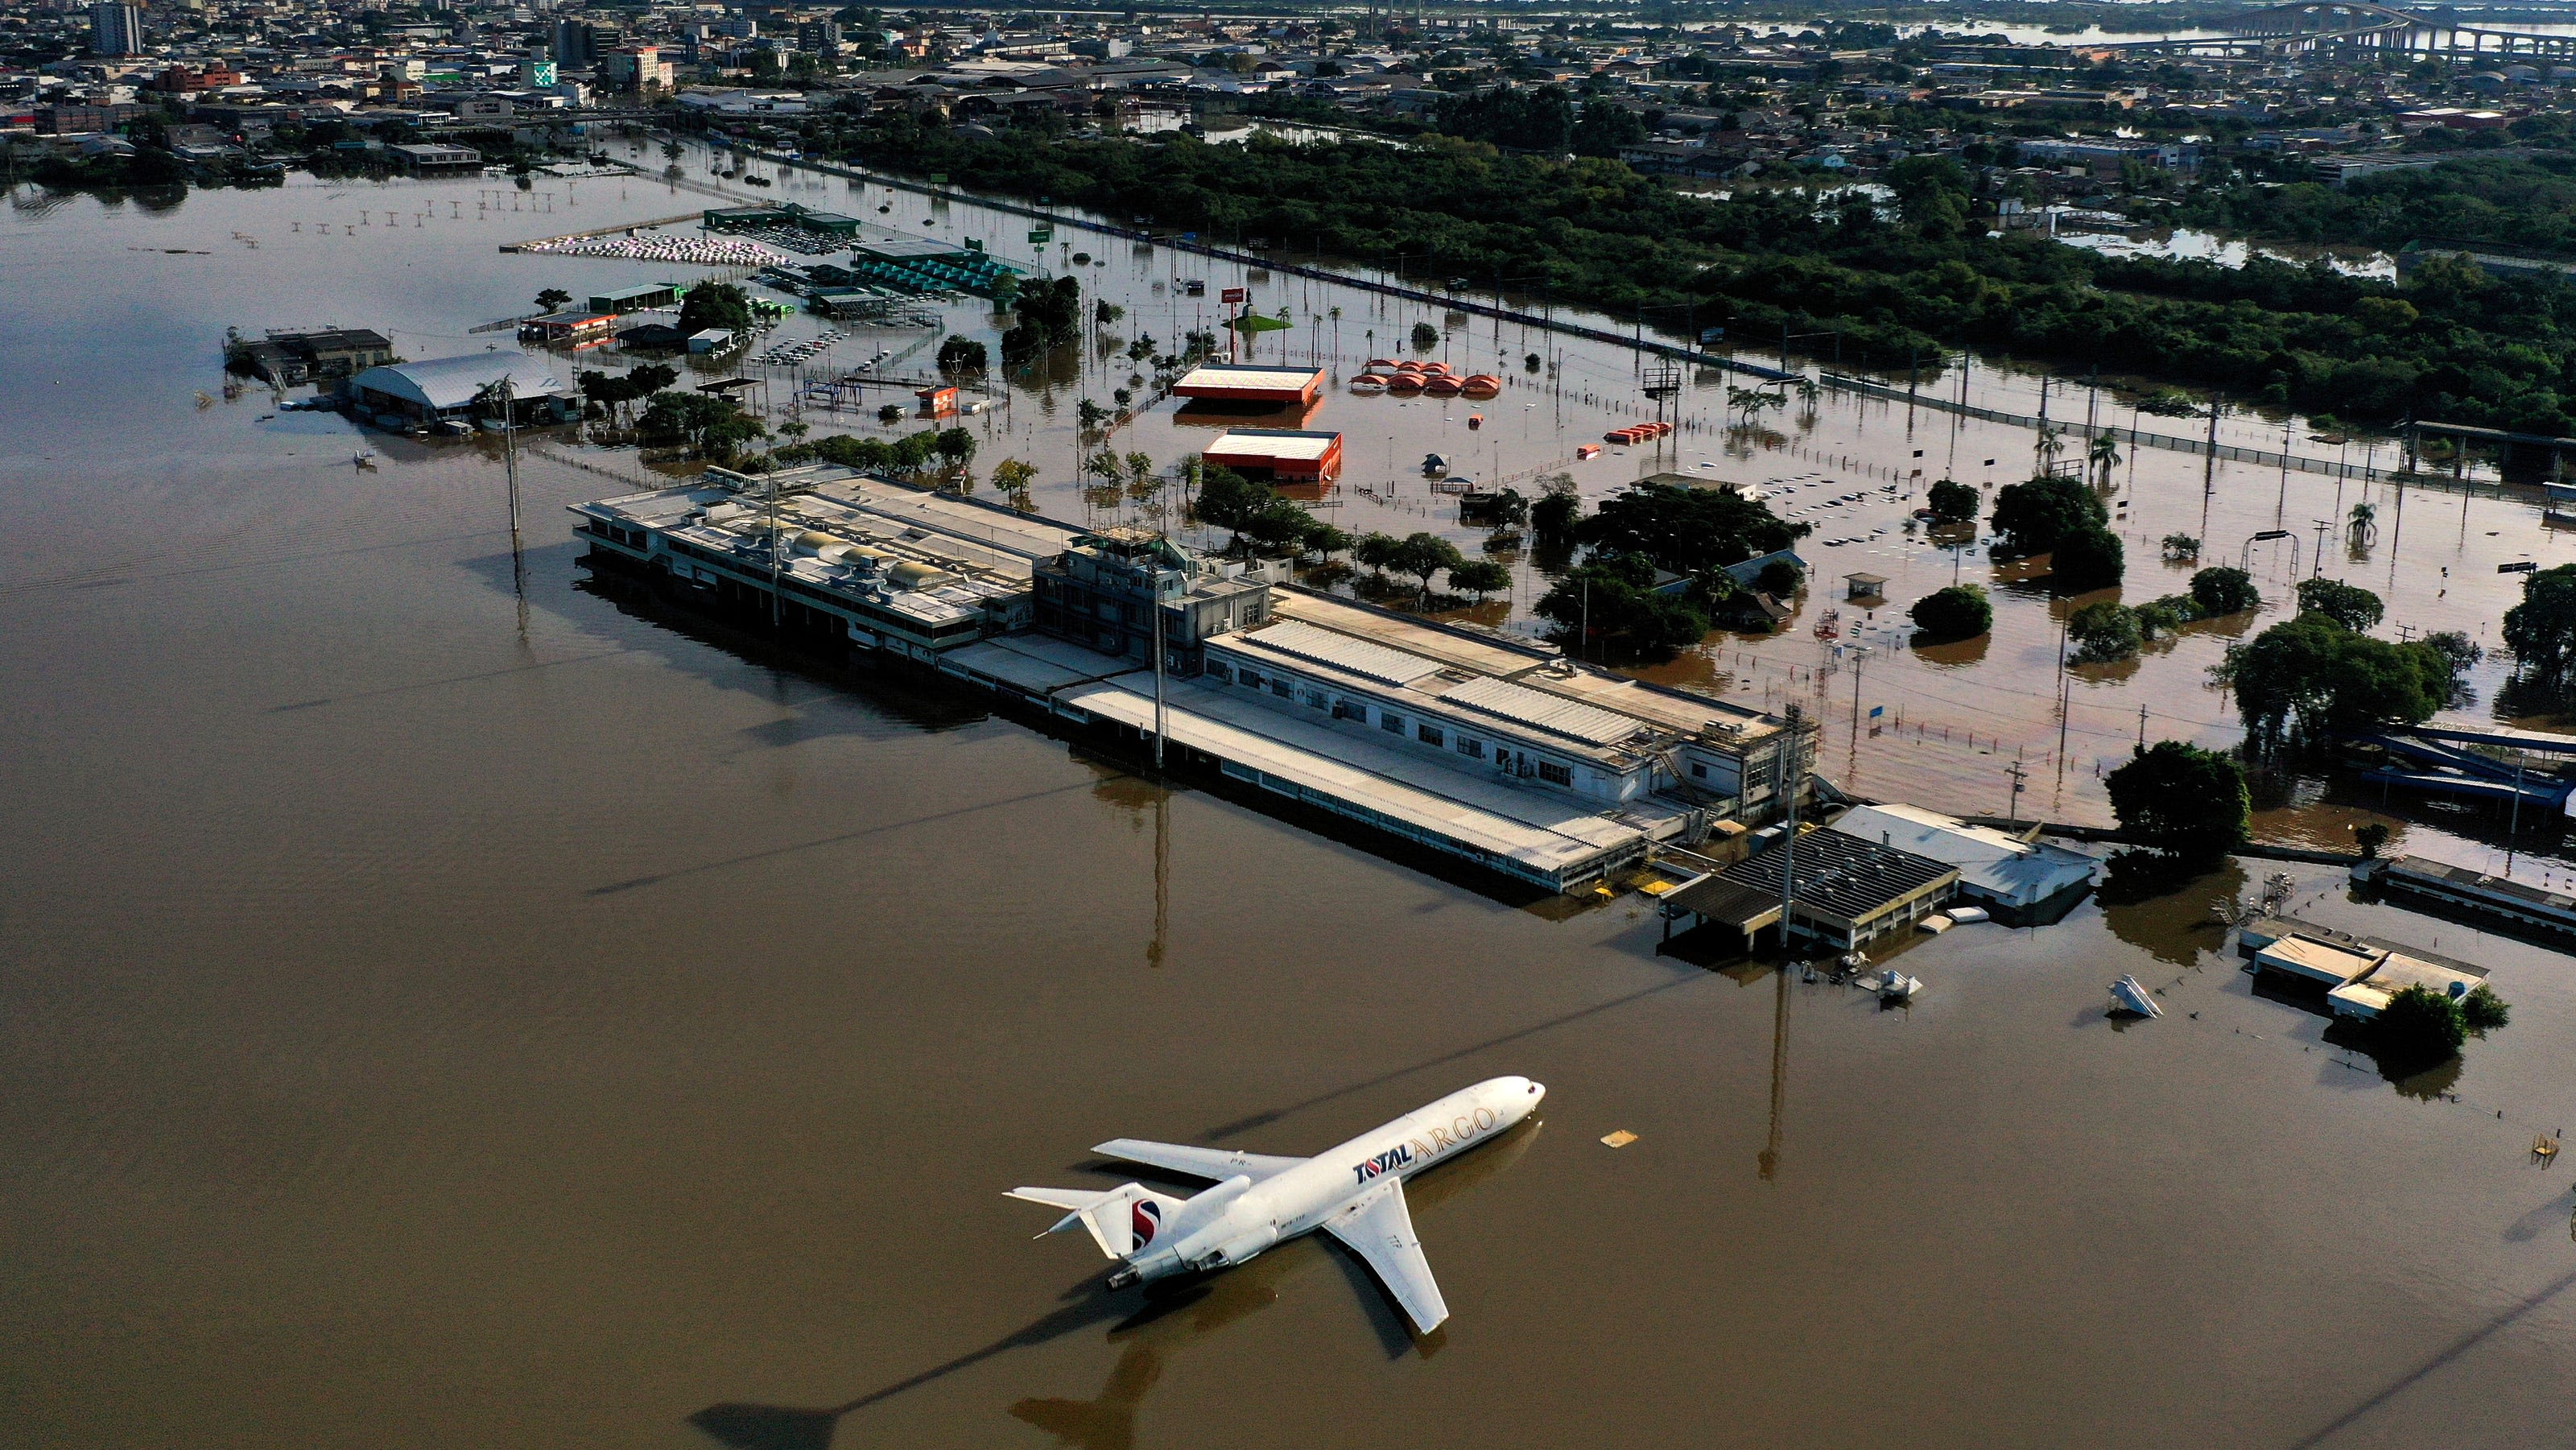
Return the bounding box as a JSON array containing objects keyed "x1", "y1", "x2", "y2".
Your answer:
[
  {"x1": 2036, "y1": 420, "x2": 2067, "y2": 474},
  {"x1": 2088, "y1": 430, "x2": 2120, "y2": 487},
  {"x1": 2347, "y1": 501, "x2": 2379, "y2": 547}
]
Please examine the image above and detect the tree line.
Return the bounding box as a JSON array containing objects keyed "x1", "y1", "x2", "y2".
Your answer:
[{"x1": 806, "y1": 115, "x2": 2576, "y2": 436}]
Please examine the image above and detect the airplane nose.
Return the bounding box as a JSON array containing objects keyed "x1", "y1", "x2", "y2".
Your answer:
[{"x1": 1527, "y1": 1081, "x2": 1546, "y2": 1101}]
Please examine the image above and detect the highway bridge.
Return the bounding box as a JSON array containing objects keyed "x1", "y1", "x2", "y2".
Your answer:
[{"x1": 2124, "y1": 3, "x2": 2576, "y2": 59}]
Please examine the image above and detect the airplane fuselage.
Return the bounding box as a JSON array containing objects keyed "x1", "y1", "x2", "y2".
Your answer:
[{"x1": 1109, "y1": 1076, "x2": 1544, "y2": 1287}]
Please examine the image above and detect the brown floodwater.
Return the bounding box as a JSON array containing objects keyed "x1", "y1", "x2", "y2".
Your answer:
[{"x1": 6, "y1": 163, "x2": 2576, "y2": 1450}]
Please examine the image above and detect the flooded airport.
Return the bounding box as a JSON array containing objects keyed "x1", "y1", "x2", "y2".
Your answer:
[{"x1": 6, "y1": 153, "x2": 2576, "y2": 1449}]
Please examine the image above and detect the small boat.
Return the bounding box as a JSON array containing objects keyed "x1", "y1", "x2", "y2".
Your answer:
[
  {"x1": 2109, "y1": 975, "x2": 2162, "y2": 1018},
  {"x1": 1875, "y1": 968, "x2": 1922, "y2": 1002}
]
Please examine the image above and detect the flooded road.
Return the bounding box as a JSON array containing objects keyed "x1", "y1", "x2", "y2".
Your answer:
[
  {"x1": 714, "y1": 142, "x2": 2576, "y2": 877},
  {"x1": 6, "y1": 164, "x2": 2576, "y2": 1449}
]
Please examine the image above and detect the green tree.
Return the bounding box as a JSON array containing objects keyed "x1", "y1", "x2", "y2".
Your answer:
[
  {"x1": 678, "y1": 282, "x2": 753, "y2": 336},
  {"x1": 936, "y1": 335, "x2": 988, "y2": 373},
  {"x1": 2224, "y1": 613, "x2": 2450, "y2": 748},
  {"x1": 1883, "y1": 155, "x2": 1969, "y2": 238},
  {"x1": 2462, "y1": 983, "x2": 2511, "y2": 1031},
  {"x1": 2051, "y1": 524, "x2": 2124, "y2": 593},
  {"x1": 1925, "y1": 477, "x2": 1978, "y2": 524},
  {"x1": 2295, "y1": 577, "x2": 2385, "y2": 632},
  {"x1": 1352, "y1": 531, "x2": 1401, "y2": 575},
  {"x1": 534, "y1": 287, "x2": 572, "y2": 313},
  {"x1": 1989, "y1": 475, "x2": 2107, "y2": 557},
  {"x1": 1569, "y1": 101, "x2": 1646, "y2": 159},
  {"x1": 2087, "y1": 431, "x2": 2122, "y2": 485},
  {"x1": 2504, "y1": 562, "x2": 2576, "y2": 685},
  {"x1": 1535, "y1": 556, "x2": 1710, "y2": 662},
  {"x1": 2106, "y1": 742, "x2": 2250, "y2": 864},
  {"x1": 1530, "y1": 490, "x2": 1580, "y2": 543},
  {"x1": 934, "y1": 425, "x2": 976, "y2": 473},
  {"x1": 1755, "y1": 558, "x2": 1803, "y2": 596},
  {"x1": 1448, "y1": 558, "x2": 1511, "y2": 601},
  {"x1": 1238, "y1": 497, "x2": 1318, "y2": 557},
  {"x1": 1390, "y1": 531, "x2": 1466, "y2": 602},
  {"x1": 890, "y1": 428, "x2": 938, "y2": 470},
  {"x1": 2190, "y1": 566, "x2": 2261, "y2": 616},
  {"x1": 2373, "y1": 982, "x2": 2467, "y2": 1070},
  {"x1": 1575, "y1": 481, "x2": 1801, "y2": 577},
  {"x1": 2068, "y1": 601, "x2": 2142, "y2": 662},
  {"x1": 638, "y1": 390, "x2": 760, "y2": 455},
  {"x1": 1301, "y1": 523, "x2": 1354, "y2": 562},
  {"x1": 2135, "y1": 594, "x2": 2199, "y2": 638},
  {"x1": 990, "y1": 456, "x2": 1038, "y2": 509},
  {"x1": 1909, "y1": 584, "x2": 1992, "y2": 641},
  {"x1": 1191, "y1": 465, "x2": 1265, "y2": 537}
]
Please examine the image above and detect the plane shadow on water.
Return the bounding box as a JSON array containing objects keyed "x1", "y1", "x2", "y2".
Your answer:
[{"x1": 687, "y1": 1120, "x2": 1541, "y2": 1450}]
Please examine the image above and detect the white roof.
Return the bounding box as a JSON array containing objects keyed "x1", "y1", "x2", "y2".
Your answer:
[
  {"x1": 2257, "y1": 936, "x2": 2380, "y2": 985},
  {"x1": 350, "y1": 353, "x2": 562, "y2": 411},
  {"x1": 1174, "y1": 363, "x2": 1324, "y2": 390},
  {"x1": 1435, "y1": 674, "x2": 1641, "y2": 747},
  {"x1": 1204, "y1": 429, "x2": 1337, "y2": 461},
  {"x1": 2328, "y1": 952, "x2": 2487, "y2": 1018},
  {"x1": 1828, "y1": 803, "x2": 2095, "y2": 909}
]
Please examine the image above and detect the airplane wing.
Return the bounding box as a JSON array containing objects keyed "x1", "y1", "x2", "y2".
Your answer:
[
  {"x1": 1324, "y1": 1180, "x2": 1449, "y2": 1335},
  {"x1": 1092, "y1": 1138, "x2": 1305, "y2": 1184}
]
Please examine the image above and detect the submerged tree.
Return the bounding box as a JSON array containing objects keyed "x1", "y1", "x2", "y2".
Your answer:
[
  {"x1": 1908, "y1": 584, "x2": 1992, "y2": 642},
  {"x1": 2106, "y1": 742, "x2": 2249, "y2": 865}
]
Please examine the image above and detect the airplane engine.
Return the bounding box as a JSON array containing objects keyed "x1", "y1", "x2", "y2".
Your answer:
[{"x1": 1193, "y1": 1224, "x2": 1279, "y2": 1270}]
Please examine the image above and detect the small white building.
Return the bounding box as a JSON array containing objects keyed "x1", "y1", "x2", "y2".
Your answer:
[{"x1": 1828, "y1": 803, "x2": 2097, "y2": 923}]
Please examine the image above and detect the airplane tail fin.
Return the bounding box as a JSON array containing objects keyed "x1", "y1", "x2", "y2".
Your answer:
[{"x1": 1005, "y1": 1183, "x2": 1185, "y2": 1259}]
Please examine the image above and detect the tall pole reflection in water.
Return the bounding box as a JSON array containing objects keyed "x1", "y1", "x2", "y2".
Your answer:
[
  {"x1": 1760, "y1": 961, "x2": 1790, "y2": 1184},
  {"x1": 499, "y1": 375, "x2": 529, "y2": 643},
  {"x1": 1147, "y1": 786, "x2": 1169, "y2": 972}
]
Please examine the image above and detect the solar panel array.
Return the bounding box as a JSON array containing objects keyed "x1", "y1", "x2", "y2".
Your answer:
[
  {"x1": 1244, "y1": 620, "x2": 1445, "y2": 688},
  {"x1": 1439, "y1": 675, "x2": 1641, "y2": 746}
]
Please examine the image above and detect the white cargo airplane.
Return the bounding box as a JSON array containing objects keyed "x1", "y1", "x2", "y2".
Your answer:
[{"x1": 1008, "y1": 1076, "x2": 1544, "y2": 1335}]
